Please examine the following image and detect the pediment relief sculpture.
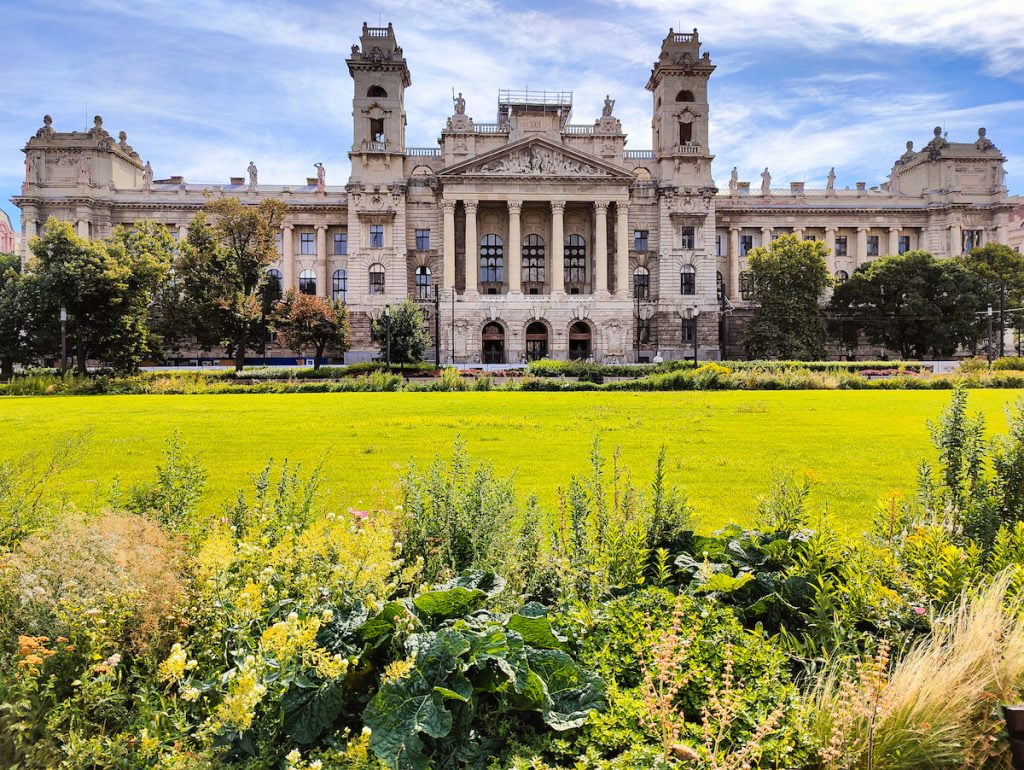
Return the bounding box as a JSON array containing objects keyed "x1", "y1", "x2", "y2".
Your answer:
[{"x1": 476, "y1": 146, "x2": 602, "y2": 176}]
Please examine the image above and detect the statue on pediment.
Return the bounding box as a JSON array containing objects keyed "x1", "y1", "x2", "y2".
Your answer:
[
  {"x1": 728, "y1": 166, "x2": 737, "y2": 194},
  {"x1": 927, "y1": 126, "x2": 948, "y2": 159},
  {"x1": 35, "y1": 115, "x2": 55, "y2": 139},
  {"x1": 90, "y1": 115, "x2": 108, "y2": 138},
  {"x1": 760, "y1": 167, "x2": 771, "y2": 196},
  {"x1": 247, "y1": 160, "x2": 258, "y2": 189},
  {"x1": 826, "y1": 167, "x2": 836, "y2": 192},
  {"x1": 602, "y1": 95, "x2": 615, "y2": 118},
  {"x1": 315, "y1": 162, "x2": 326, "y2": 194},
  {"x1": 143, "y1": 161, "x2": 153, "y2": 190},
  {"x1": 454, "y1": 92, "x2": 465, "y2": 115},
  {"x1": 975, "y1": 127, "x2": 995, "y2": 151},
  {"x1": 899, "y1": 140, "x2": 915, "y2": 165}
]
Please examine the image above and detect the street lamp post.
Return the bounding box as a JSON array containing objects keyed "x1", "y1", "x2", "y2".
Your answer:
[
  {"x1": 692, "y1": 306, "x2": 700, "y2": 368},
  {"x1": 384, "y1": 304, "x2": 391, "y2": 369},
  {"x1": 59, "y1": 305, "x2": 68, "y2": 375},
  {"x1": 988, "y1": 304, "x2": 994, "y2": 370},
  {"x1": 433, "y1": 283, "x2": 440, "y2": 369}
]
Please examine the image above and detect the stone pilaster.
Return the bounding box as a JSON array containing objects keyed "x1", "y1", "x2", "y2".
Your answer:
[
  {"x1": 315, "y1": 224, "x2": 328, "y2": 297},
  {"x1": 593, "y1": 201, "x2": 609, "y2": 297},
  {"x1": 550, "y1": 200, "x2": 565, "y2": 296},
  {"x1": 728, "y1": 226, "x2": 740, "y2": 300},
  {"x1": 507, "y1": 200, "x2": 522, "y2": 296},
  {"x1": 615, "y1": 202, "x2": 629, "y2": 298},
  {"x1": 442, "y1": 200, "x2": 456, "y2": 290}
]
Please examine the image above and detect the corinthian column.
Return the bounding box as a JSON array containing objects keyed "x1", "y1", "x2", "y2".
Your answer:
[
  {"x1": 315, "y1": 224, "x2": 328, "y2": 297},
  {"x1": 593, "y1": 201, "x2": 609, "y2": 296},
  {"x1": 282, "y1": 225, "x2": 294, "y2": 291},
  {"x1": 550, "y1": 200, "x2": 565, "y2": 295},
  {"x1": 507, "y1": 200, "x2": 522, "y2": 295},
  {"x1": 464, "y1": 200, "x2": 479, "y2": 293},
  {"x1": 442, "y1": 200, "x2": 456, "y2": 290},
  {"x1": 728, "y1": 227, "x2": 740, "y2": 300},
  {"x1": 615, "y1": 202, "x2": 629, "y2": 298}
]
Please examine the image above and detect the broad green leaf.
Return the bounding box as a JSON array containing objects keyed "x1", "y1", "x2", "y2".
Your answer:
[
  {"x1": 527, "y1": 649, "x2": 606, "y2": 730},
  {"x1": 447, "y1": 569, "x2": 507, "y2": 598},
  {"x1": 282, "y1": 680, "x2": 346, "y2": 745},
  {"x1": 507, "y1": 603, "x2": 568, "y2": 651},
  {"x1": 360, "y1": 601, "x2": 412, "y2": 646},
  {"x1": 412, "y1": 587, "x2": 487, "y2": 619},
  {"x1": 692, "y1": 571, "x2": 755, "y2": 595},
  {"x1": 365, "y1": 670, "x2": 451, "y2": 770}
]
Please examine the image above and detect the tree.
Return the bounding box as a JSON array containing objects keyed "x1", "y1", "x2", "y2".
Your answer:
[
  {"x1": 26, "y1": 218, "x2": 172, "y2": 373},
  {"x1": 828, "y1": 251, "x2": 987, "y2": 359},
  {"x1": 272, "y1": 290, "x2": 350, "y2": 370},
  {"x1": 174, "y1": 199, "x2": 286, "y2": 370},
  {"x1": 959, "y1": 243, "x2": 1024, "y2": 356},
  {"x1": 743, "y1": 234, "x2": 832, "y2": 360},
  {"x1": 371, "y1": 299, "x2": 430, "y2": 367},
  {"x1": 0, "y1": 253, "x2": 32, "y2": 379}
]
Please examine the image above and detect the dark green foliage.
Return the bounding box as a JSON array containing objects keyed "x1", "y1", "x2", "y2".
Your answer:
[
  {"x1": 371, "y1": 299, "x2": 431, "y2": 366},
  {"x1": 828, "y1": 250, "x2": 987, "y2": 358},
  {"x1": 743, "y1": 234, "x2": 832, "y2": 360}
]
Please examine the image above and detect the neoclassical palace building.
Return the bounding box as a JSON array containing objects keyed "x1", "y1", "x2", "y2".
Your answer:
[{"x1": 12, "y1": 23, "x2": 1014, "y2": 363}]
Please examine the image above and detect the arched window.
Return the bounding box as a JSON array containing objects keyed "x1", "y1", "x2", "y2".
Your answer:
[
  {"x1": 835, "y1": 270, "x2": 849, "y2": 284},
  {"x1": 681, "y1": 264, "x2": 696, "y2": 295},
  {"x1": 369, "y1": 263, "x2": 385, "y2": 294},
  {"x1": 675, "y1": 89, "x2": 695, "y2": 102},
  {"x1": 298, "y1": 269, "x2": 316, "y2": 296},
  {"x1": 568, "y1": 321, "x2": 592, "y2": 361},
  {"x1": 564, "y1": 234, "x2": 586, "y2": 290},
  {"x1": 414, "y1": 266, "x2": 432, "y2": 299},
  {"x1": 633, "y1": 266, "x2": 650, "y2": 300},
  {"x1": 367, "y1": 85, "x2": 387, "y2": 98},
  {"x1": 716, "y1": 271, "x2": 725, "y2": 303},
  {"x1": 525, "y1": 321, "x2": 548, "y2": 361},
  {"x1": 264, "y1": 268, "x2": 283, "y2": 305},
  {"x1": 482, "y1": 322, "x2": 505, "y2": 364},
  {"x1": 332, "y1": 269, "x2": 347, "y2": 302},
  {"x1": 479, "y1": 234, "x2": 504, "y2": 287},
  {"x1": 522, "y1": 234, "x2": 545, "y2": 290}
]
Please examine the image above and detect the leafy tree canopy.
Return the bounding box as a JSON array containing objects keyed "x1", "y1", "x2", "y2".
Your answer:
[
  {"x1": 272, "y1": 290, "x2": 350, "y2": 370},
  {"x1": 371, "y1": 299, "x2": 431, "y2": 366}
]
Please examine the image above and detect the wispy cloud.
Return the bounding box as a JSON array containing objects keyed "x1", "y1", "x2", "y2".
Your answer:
[{"x1": 3, "y1": 0, "x2": 1023, "y2": 227}]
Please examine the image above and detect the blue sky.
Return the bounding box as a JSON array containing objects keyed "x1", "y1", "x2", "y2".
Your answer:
[{"x1": 4, "y1": 0, "x2": 1024, "y2": 229}]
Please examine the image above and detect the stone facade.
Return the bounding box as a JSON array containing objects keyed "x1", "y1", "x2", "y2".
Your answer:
[
  {"x1": 0, "y1": 210, "x2": 16, "y2": 254},
  {"x1": 11, "y1": 23, "x2": 1014, "y2": 363}
]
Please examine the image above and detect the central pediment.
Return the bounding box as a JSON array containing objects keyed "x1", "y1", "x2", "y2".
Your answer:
[{"x1": 438, "y1": 136, "x2": 634, "y2": 181}]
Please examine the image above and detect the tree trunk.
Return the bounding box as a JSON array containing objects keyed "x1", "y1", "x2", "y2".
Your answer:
[
  {"x1": 314, "y1": 341, "x2": 326, "y2": 371},
  {"x1": 1, "y1": 358, "x2": 12, "y2": 381},
  {"x1": 235, "y1": 331, "x2": 247, "y2": 372}
]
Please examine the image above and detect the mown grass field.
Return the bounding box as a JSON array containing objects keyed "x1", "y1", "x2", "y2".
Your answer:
[{"x1": 3, "y1": 389, "x2": 1024, "y2": 533}]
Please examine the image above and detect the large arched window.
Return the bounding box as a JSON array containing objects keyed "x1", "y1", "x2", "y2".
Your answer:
[
  {"x1": 525, "y1": 321, "x2": 548, "y2": 361},
  {"x1": 414, "y1": 266, "x2": 432, "y2": 299},
  {"x1": 522, "y1": 234, "x2": 545, "y2": 290},
  {"x1": 369, "y1": 263, "x2": 385, "y2": 294},
  {"x1": 367, "y1": 85, "x2": 387, "y2": 98},
  {"x1": 264, "y1": 268, "x2": 283, "y2": 305},
  {"x1": 681, "y1": 264, "x2": 696, "y2": 295},
  {"x1": 675, "y1": 89, "x2": 695, "y2": 102},
  {"x1": 564, "y1": 234, "x2": 586, "y2": 291},
  {"x1": 482, "y1": 322, "x2": 505, "y2": 364},
  {"x1": 479, "y1": 234, "x2": 504, "y2": 286},
  {"x1": 633, "y1": 266, "x2": 650, "y2": 300},
  {"x1": 332, "y1": 269, "x2": 347, "y2": 302},
  {"x1": 298, "y1": 269, "x2": 316, "y2": 296}
]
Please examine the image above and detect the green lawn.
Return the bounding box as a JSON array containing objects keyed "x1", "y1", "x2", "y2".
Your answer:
[{"x1": 3, "y1": 390, "x2": 1023, "y2": 533}]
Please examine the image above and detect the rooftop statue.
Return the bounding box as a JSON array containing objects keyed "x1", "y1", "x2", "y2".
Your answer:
[
  {"x1": 728, "y1": 166, "x2": 737, "y2": 194},
  {"x1": 760, "y1": 167, "x2": 771, "y2": 196},
  {"x1": 315, "y1": 162, "x2": 326, "y2": 194},
  {"x1": 602, "y1": 95, "x2": 615, "y2": 118},
  {"x1": 826, "y1": 167, "x2": 836, "y2": 192},
  {"x1": 454, "y1": 92, "x2": 465, "y2": 115},
  {"x1": 143, "y1": 161, "x2": 153, "y2": 190},
  {"x1": 247, "y1": 161, "x2": 258, "y2": 188},
  {"x1": 976, "y1": 127, "x2": 995, "y2": 151}
]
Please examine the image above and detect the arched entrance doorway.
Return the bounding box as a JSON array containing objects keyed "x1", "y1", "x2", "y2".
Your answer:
[
  {"x1": 482, "y1": 322, "x2": 505, "y2": 364},
  {"x1": 525, "y1": 321, "x2": 548, "y2": 361},
  {"x1": 568, "y1": 321, "x2": 592, "y2": 360}
]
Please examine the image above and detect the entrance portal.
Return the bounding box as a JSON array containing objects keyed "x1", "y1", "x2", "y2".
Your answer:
[
  {"x1": 482, "y1": 322, "x2": 505, "y2": 364},
  {"x1": 568, "y1": 321, "x2": 592, "y2": 360},
  {"x1": 525, "y1": 321, "x2": 548, "y2": 361}
]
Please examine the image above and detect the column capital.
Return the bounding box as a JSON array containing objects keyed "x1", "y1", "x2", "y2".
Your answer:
[
  {"x1": 761, "y1": 225, "x2": 772, "y2": 233},
  {"x1": 550, "y1": 200, "x2": 566, "y2": 213},
  {"x1": 282, "y1": 223, "x2": 294, "y2": 231},
  {"x1": 857, "y1": 225, "x2": 869, "y2": 232},
  {"x1": 728, "y1": 225, "x2": 741, "y2": 233},
  {"x1": 314, "y1": 223, "x2": 328, "y2": 231},
  {"x1": 440, "y1": 199, "x2": 457, "y2": 213},
  {"x1": 464, "y1": 199, "x2": 479, "y2": 213},
  {"x1": 507, "y1": 199, "x2": 522, "y2": 215},
  {"x1": 593, "y1": 200, "x2": 609, "y2": 214},
  {"x1": 616, "y1": 200, "x2": 630, "y2": 214},
  {"x1": 888, "y1": 225, "x2": 901, "y2": 233}
]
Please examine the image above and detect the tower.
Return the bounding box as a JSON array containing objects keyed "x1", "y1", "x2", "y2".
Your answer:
[
  {"x1": 646, "y1": 28, "x2": 715, "y2": 186},
  {"x1": 346, "y1": 22, "x2": 410, "y2": 183}
]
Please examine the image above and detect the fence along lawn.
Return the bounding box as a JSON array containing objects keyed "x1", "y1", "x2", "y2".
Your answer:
[{"x1": 3, "y1": 389, "x2": 1024, "y2": 533}]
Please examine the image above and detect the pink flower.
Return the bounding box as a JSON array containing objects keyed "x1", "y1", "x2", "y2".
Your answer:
[
  {"x1": 347, "y1": 507, "x2": 369, "y2": 520},
  {"x1": 913, "y1": 606, "x2": 926, "y2": 616}
]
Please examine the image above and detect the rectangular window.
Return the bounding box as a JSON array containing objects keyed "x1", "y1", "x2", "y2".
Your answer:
[
  {"x1": 835, "y1": 236, "x2": 848, "y2": 257},
  {"x1": 275, "y1": 232, "x2": 283, "y2": 256},
  {"x1": 739, "y1": 271, "x2": 753, "y2": 301},
  {"x1": 680, "y1": 267, "x2": 696, "y2": 295},
  {"x1": 898, "y1": 235, "x2": 910, "y2": 255},
  {"x1": 740, "y1": 235, "x2": 753, "y2": 256},
  {"x1": 682, "y1": 317, "x2": 696, "y2": 343},
  {"x1": 415, "y1": 228, "x2": 430, "y2": 251},
  {"x1": 867, "y1": 235, "x2": 879, "y2": 257},
  {"x1": 714, "y1": 235, "x2": 722, "y2": 257},
  {"x1": 804, "y1": 235, "x2": 817, "y2": 241},
  {"x1": 681, "y1": 226, "x2": 695, "y2": 250},
  {"x1": 333, "y1": 232, "x2": 347, "y2": 255},
  {"x1": 963, "y1": 229, "x2": 983, "y2": 252},
  {"x1": 633, "y1": 229, "x2": 649, "y2": 252},
  {"x1": 369, "y1": 224, "x2": 384, "y2": 249},
  {"x1": 300, "y1": 232, "x2": 315, "y2": 255}
]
